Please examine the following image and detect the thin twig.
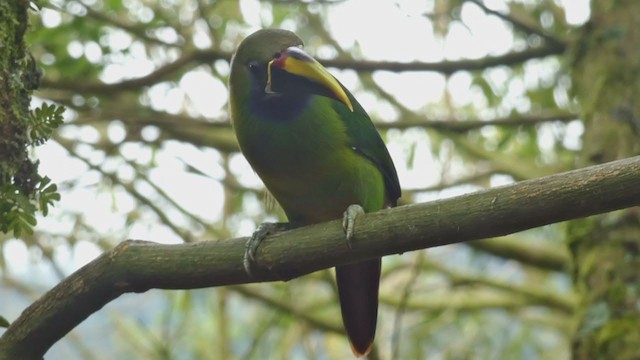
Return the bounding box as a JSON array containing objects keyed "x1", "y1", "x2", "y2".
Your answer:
[
  {"x1": 466, "y1": 0, "x2": 567, "y2": 50},
  {"x1": 391, "y1": 251, "x2": 425, "y2": 359}
]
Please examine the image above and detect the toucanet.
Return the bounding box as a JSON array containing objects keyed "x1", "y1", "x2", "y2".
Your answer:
[{"x1": 229, "y1": 29, "x2": 401, "y2": 356}]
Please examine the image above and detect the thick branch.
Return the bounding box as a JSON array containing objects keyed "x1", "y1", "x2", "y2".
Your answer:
[{"x1": 1, "y1": 156, "x2": 640, "y2": 359}]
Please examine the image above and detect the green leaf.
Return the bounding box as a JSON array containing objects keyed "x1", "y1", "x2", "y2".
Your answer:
[
  {"x1": 0, "y1": 316, "x2": 10, "y2": 328},
  {"x1": 28, "y1": 103, "x2": 65, "y2": 146}
]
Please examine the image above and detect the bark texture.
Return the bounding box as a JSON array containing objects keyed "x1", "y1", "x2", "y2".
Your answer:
[
  {"x1": 569, "y1": 1, "x2": 640, "y2": 358},
  {"x1": 0, "y1": 0, "x2": 39, "y2": 189}
]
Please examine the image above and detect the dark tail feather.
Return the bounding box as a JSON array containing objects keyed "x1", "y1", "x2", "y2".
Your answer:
[{"x1": 335, "y1": 258, "x2": 381, "y2": 357}]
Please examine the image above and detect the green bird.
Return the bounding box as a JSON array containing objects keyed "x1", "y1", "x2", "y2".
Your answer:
[{"x1": 229, "y1": 29, "x2": 400, "y2": 356}]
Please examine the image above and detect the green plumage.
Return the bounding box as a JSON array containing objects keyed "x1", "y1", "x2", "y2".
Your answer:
[{"x1": 229, "y1": 29, "x2": 400, "y2": 356}]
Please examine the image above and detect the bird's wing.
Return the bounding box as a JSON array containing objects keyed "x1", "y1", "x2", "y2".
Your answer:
[{"x1": 332, "y1": 89, "x2": 401, "y2": 204}]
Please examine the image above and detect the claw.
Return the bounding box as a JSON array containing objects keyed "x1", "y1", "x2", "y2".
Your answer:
[
  {"x1": 342, "y1": 204, "x2": 365, "y2": 249},
  {"x1": 243, "y1": 222, "x2": 291, "y2": 277}
]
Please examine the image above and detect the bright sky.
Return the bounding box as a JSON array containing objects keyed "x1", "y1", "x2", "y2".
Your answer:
[{"x1": 4, "y1": 0, "x2": 590, "y2": 284}]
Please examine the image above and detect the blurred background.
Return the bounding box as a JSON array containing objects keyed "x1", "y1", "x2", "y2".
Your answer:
[{"x1": 1, "y1": 0, "x2": 599, "y2": 359}]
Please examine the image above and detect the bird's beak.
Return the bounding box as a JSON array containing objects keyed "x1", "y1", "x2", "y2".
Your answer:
[{"x1": 266, "y1": 46, "x2": 354, "y2": 112}]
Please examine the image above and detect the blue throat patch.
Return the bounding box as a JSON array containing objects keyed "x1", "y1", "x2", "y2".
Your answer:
[{"x1": 249, "y1": 78, "x2": 310, "y2": 123}]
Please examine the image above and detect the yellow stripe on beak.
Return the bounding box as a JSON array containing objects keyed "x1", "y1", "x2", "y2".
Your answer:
[{"x1": 267, "y1": 48, "x2": 354, "y2": 112}]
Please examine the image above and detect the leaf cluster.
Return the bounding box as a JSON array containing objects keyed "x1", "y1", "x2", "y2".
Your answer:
[
  {"x1": 28, "y1": 103, "x2": 65, "y2": 146},
  {"x1": 0, "y1": 1, "x2": 64, "y2": 238},
  {"x1": 0, "y1": 175, "x2": 60, "y2": 237},
  {"x1": 0, "y1": 103, "x2": 63, "y2": 237}
]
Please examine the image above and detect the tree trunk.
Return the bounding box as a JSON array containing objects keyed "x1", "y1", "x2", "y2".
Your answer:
[
  {"x1": 569, "y1": 1, "x2": 640, "y2": 359},
  {"x1": 0, "y1": 0, "x2": 31, "y2": 177}
]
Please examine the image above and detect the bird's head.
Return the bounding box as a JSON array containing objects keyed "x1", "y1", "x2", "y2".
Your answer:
[{"x1": 230, "y1": 29, "x2": 353, "y2": 112}]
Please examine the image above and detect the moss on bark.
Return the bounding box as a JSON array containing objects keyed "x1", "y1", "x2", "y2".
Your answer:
[
  {"x1": 569, "y1": 0, "x2": 640, "y2": 358},
  {"x1": 0, "y1": 0, "x2": 40, "y2": 188}
]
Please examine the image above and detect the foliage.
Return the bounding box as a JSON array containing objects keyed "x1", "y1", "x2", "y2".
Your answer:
[
  {"x1": 0, "y1": 102, "x2": 64, "y2": 236},
  {"x1": 0, "y1": 175, "x2": 60, "y2": 236},
  {"x1": 0, "y1": 0, "x2": 605, "y2": 359},
  {"x1": 0, "y1": 1, "x2": 63, "y2": 237},
  {"x1": 0, "y1": 316, "x2": 9, "y2": 328},
  {"x1": 28, "y1": 103, "x2": 65, "y2": 146}
]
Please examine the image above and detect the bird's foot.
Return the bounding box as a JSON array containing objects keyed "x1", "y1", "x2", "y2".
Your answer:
[
  {"x1": 243, "y1": 222, "x2": 291, "y2": 277},
  {"x1": 342, "y1": 204, "x2": 365, "y2": 249}
]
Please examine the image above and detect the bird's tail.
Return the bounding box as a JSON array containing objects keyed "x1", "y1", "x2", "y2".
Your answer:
[{"x1": 335, "y1": 258, "x2": 381, "y2": 357}]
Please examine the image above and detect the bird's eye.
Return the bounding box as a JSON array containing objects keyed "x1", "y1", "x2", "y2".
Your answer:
[
  {"x1": 272, "y1": 52, "x2": 281, "y2": 59},
  {"x1": 248, "y1": 61, "x2": 262, "y2": 76}
]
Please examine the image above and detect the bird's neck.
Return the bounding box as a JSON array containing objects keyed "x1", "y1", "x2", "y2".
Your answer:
[{"x1": 249, "y1": 82, "x2": 311, "y2": 123}]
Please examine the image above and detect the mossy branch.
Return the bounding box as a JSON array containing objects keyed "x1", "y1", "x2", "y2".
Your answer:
[{"x1": 1, "y1": 156, "x2": 640, "y2": 359}]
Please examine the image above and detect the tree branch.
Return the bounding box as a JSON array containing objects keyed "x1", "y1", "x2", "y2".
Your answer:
[
  {"x1": 55, "y1": 2, "x2": 181, "y2": 48},
  {"x1": 468, "y1": 236, "x2": 570, "y2": 272},
  {"x1": 466, "y1": 0, "x2": 567, "y2": 51},
  {"x1": 39, "y1": 45, "x2": 566, "y2": 94},
  {"x1": 1, "y1": 156, "x2": 640, "y2": 359},
  {"x1": 39, "y1": 49, "x2": 216, "y2": 94},
  {"x1": 322, "y1": 45, "x2": 566, "y2": 74},
  {"x1": 65, "y1": 103, "x2": 576, "y2": 133},
  {"x1": 375, "y1": 111, "x2": 578, "y2": 131},
  {"x1": 229, "y1": 285, "x2": 343, "y2": 334},
  {"x1": 424, "y1": 258, "x2": 575, "y2": 313}
]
